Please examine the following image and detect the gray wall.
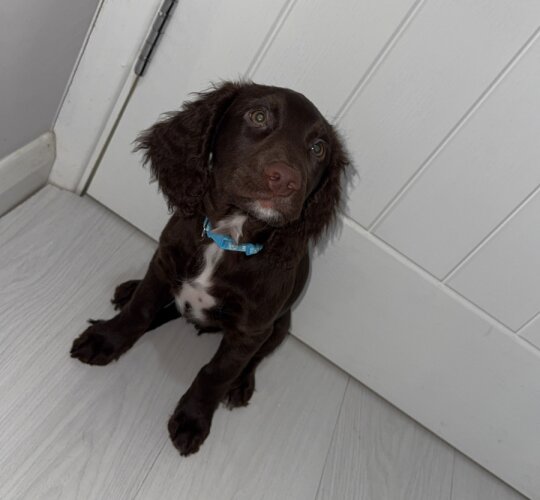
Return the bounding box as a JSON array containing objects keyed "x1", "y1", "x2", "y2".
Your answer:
[{"x1": 0, "y1": 1, "x2": 101, "y2": 159}]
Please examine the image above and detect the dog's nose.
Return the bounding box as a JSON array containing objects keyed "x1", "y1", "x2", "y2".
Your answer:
[{"x1": 264, "y1": 162, "x2": 301, "y2": 197}]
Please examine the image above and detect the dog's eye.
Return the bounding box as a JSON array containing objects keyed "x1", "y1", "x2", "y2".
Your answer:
[
  {"x1": 310, "y1": 140, "x2": 326, "y2": 159},
  {"x1": 249, "y1": 109, "x2": 268, "y2": 127}
]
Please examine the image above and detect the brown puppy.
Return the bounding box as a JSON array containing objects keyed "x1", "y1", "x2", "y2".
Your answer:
[{"x1": 71, "y1": 81, "x2": 350, "y2": 456}]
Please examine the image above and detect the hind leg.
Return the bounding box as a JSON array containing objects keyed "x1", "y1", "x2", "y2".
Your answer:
[
  {"x1": 224, "y1": 310, "x2": 291, "y2": 408},
  {"x1": 111, "y1": 279, "x2": 141, "y2": 310}
]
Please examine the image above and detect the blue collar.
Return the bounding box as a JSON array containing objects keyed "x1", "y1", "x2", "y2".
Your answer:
[{"x1": 203, "y1": 217, "x2": 263, "y2": 256}]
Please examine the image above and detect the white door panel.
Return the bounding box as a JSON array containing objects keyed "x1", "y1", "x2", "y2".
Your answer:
[
  {"x1": 448, "y1": 190, "x2": 540, "y2": 331},
  {"x1": 374, "y1": 35, "x2": 540, "y2": 279},
  {"x1": 341, "y1": 0, "x2": 540, "y2": 228},
  {"x1": 86, "y1": 1, "x2": 540, "y2": 497},
  {"x1": 249, "y1": 0, "x2": 417, "y2": 117}
]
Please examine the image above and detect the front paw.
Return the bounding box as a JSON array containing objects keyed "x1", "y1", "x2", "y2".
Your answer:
[
  {"x1": 168, "y1": 403, "x2": 212, "y2": 456},
  {"x1": 70, "y1": 321, "x2": 126, "y2": 365}
]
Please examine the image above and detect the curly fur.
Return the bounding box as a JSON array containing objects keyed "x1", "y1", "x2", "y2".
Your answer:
[
  {"x1": 135, "y1": 81, "x2": 349, "y2": 244},
  {"x1": 135, "y1": 82, "x2": 243, "y2": 216}
]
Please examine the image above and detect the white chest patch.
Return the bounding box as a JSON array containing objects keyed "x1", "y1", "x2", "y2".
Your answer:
[
  {"x1": 175, "y1": 243, "x2": 223, "y2": 322},
  {"x1": 175, "y1": 213, "x2": 247, "y2": 323}
]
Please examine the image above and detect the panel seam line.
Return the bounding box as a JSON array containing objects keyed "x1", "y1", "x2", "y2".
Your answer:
[
  {"x1": 515, "y1": 309, "x2": 540, "y2": 337},
  {"x1": 335, "y1": 0, "x2": 426, "y2": 122},
  {"x1": 244, "y1": 0, "x2": 299, "y2": 79},
  {"x1": 442, "y1": 180, "x2": 540, "y2": 283}
]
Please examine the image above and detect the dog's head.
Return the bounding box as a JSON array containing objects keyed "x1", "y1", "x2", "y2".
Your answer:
[{"x1": 136, "y1": 81, "x2": 349, "y2": 242}]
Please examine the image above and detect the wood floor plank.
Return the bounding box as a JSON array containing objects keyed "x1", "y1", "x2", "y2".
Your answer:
[
  {"x1": 134, "y1": 336, "x2": 348, "y2": 500},
  {"x1": 0, "y1": 319, "x2": 227, "y2": 499},
  {"x1": 0, "y1": 185, "x2": 183, "y2": 499},
  {"x1": 0, "y1": 184, "x2": 60, "y2": 243},
  {"x1": 316, "y1": 378, "x2": 455, "y2": 500},
  {"x1": 451, "y1": 454, "x2": 526, "y2": 500},
  {"x1": 0, "y1": 186, "x2": 152, "y2": 419}
]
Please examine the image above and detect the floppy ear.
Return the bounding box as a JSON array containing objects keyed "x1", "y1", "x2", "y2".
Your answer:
[
  {"x1": 134, "y1": 81, "x2": 242, "y2": 216},
  {"x1": 298, "y1": 126, "x2": 350, "y2": 243}
]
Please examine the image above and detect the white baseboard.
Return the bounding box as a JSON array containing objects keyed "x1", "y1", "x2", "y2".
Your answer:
[{"x1": 0, "y1": 132, "x2": 56, "y2": 217}]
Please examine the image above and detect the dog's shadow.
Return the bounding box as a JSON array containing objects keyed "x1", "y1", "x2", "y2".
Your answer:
[{"x1": 136, "y1": 315, "x2": 222, "y2": 390}]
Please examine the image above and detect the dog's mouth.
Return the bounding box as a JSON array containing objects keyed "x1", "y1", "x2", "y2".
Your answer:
[
  {"x1": 228, "y1": 182, "x2": 304, "y2": 226},
  {"x1": 257, "y1": 199, "x2": 278, "y2": 210},
  {"x1": 247, "y1": 200, "x2": 284, "y2": 225},
  {"x1": 244, "y1": 196, "x2": 305, "y2": 227}
]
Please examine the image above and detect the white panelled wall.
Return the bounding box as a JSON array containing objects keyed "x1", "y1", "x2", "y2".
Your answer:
[{"x1": 79, "y1": 0, "x2": 540, "y2": 496}]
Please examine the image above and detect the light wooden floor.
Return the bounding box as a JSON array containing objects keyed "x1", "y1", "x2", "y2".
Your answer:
[{"x1": 0, "y1": 186, "x2": 526, "y2": 500}]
